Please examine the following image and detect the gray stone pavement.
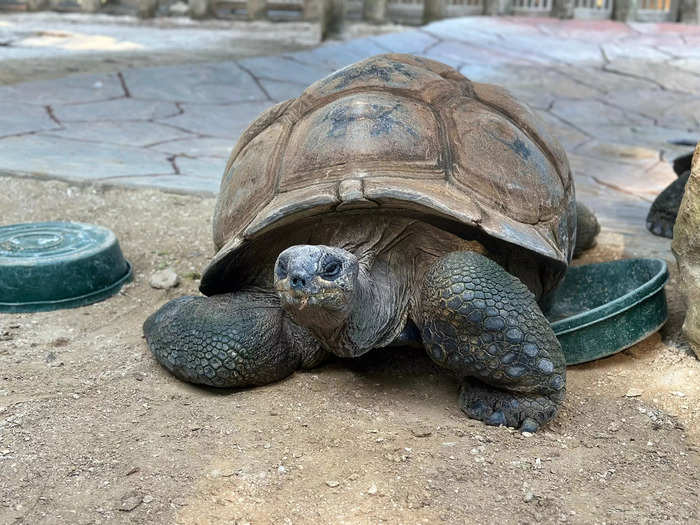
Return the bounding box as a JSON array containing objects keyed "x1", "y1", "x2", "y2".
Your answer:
[{"x1": 2, "y1": 17, "x2": 700, "y2": 259}]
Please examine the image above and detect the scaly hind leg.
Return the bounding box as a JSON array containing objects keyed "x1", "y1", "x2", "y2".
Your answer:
[
  {"x1": 143, "y1": 290, "x2": 325, "y2": 388},
  {"x1": 418, "y1": 252, "x2": 566, "y2": 432}
]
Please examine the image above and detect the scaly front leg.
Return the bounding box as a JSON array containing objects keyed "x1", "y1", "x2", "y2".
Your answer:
[
  {"x1": 143, "y1": 290, "x2": 326, "y2": 388},
  {"x1": 418, "y1": 252, "x2": 566, "y2": 433}
]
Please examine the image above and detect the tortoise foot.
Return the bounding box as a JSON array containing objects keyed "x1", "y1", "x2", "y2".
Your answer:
[
  {"x1": 646, "y1": 172, "x2": 689, "y2": 239},
  {"x1": 574, "y1": 202, "x2": 600, "y2": 257},
  {"x1": 459, "y1": 380, "x2": 563, "y2": 432}
]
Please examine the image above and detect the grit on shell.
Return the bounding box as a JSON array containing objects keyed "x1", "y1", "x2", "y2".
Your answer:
[{"x1": 1, "y1": 177, "x2": 698, "y2": 524}]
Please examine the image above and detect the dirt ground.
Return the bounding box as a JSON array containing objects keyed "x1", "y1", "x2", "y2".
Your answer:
[{"x1": 1, "y1": 176, "x2": 699, "y2": 525}]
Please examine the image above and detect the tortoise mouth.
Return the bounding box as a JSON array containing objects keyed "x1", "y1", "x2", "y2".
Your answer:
[{"x1": 276, "y1": 284, "x2": 351, "y2": 312}]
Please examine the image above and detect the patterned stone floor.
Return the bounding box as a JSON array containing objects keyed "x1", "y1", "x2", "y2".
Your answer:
[{"x1": 2, "y1": 17, "x2": 700, "y2": 258}]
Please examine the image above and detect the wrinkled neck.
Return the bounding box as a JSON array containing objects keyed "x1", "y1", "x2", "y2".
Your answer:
[{"x1": 298, "y1": 262, "x2": 405, "y2": 357}]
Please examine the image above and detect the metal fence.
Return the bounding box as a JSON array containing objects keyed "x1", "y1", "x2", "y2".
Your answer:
[
  {"x1": 0, "y1": 0, "x2": 690, "y2": 25},
  {"x1": 574, "y1": 0, "x2": 614, "y2": 20},
  {"x1": 512, "y1": 0, "x2": 552, "y2": 15}
]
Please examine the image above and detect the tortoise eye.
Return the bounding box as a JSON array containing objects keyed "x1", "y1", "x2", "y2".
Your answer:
[{"x1": 321, "y1": 260, "x2": 342, "y2": 280}]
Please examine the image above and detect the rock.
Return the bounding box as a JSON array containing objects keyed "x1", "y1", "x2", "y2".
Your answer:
[
  {"x1": 367, "y1": 484, "x2": 378, "y2": 495},
  {"x1": 325, "y1": 480, "x2": 339, "y2": 487},
  {"x1": 118, "y1": 491, "x2": 143, "y2": 511},
  {"x1": 149, "y1": 268, "x2": 180, "y2": 289},
  {"x1": 625, "y1": 388, "x2": 643, "y2": 397},
  {"x1": 410, "y1": 425, "x2": 432, "y2": 438},
  {"x1": 672, "y1": 143, "x2": 700, "y2": 359},
  {"x1": 671, "y1": 391, "x2": 686, "y2": 398}
]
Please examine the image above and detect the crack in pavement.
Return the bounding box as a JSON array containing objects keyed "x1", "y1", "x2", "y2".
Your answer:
[
  {"x1": 235, "y1": 62, "x2": 273, "y2": 102},
  {"x1": 601, "y1": 64, "x2": 667, "y2": 91},
  {"x1": 45, "y1": 105, "x2": 62, "y2": 126},
  {"x1": 592, "y1": 175, "x2": 654, "y2": 203},
  {"x1": 117, "y1": 71, "x2": 131, "y2": 98}
]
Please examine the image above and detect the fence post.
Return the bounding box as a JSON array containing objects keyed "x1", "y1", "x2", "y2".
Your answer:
[
  {"x1": 553, "y1": 0, "x2": 574, "y2": 17},
  {"x1": 26, "y1": 0, "x2": 49, "y2": 9},
  {"x1": 327, "y1": 0, "x2": 347, "y2": 33},
  {"x1": 680, "y1": 0, "x2": 698, "y2": 21},
  {"x1": 304, "y1": 0, "x2": 324, "y2": 19},
  {"x1": 484, "y1": 0, "x2": 511, "y2": 14},
  {"x1": 247, "y1": 0, "x2": 267, "y2": 18},
  {"x1": 363, "y1": 0, "x2": 387, "y2": 22},
  {"x1": 80, "y1": 0, "x2": 101, "y2": 12},
  {"x1": 423, "y1": 0, "x2": 446, "y2": 22},
  {"x1": 189, "y1": 0, "x2": 215, "y2": 17},
  {"x1": 304, "y1": 0, "x2": 329, "y2": 35},
  {"x1": 138, "y1": 0, "x2": 159, "y2": 17},
  {"x1": 613, "y1": 0, "x2": 638, "y2": 20}
]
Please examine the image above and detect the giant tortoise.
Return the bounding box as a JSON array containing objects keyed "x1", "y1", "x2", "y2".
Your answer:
[{"x1": 144, "y1": 54, "x2": 599, "y2": 432}]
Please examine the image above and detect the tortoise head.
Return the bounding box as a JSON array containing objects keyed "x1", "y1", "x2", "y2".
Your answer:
[{"x1": 274, "y1": 245, "x2": 359, "y2": 325}]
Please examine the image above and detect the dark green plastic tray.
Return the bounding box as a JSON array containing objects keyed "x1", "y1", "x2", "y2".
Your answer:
[
  {"x1": 546, "y1": 258, "x2": 669, "y2": 365},
  {"x1": 0, "y1": 221, "x2": 132, "y2": 313}
]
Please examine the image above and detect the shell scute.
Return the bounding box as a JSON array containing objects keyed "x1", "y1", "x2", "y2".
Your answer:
[
  {"x1": 446, "y1": 97, "x2": 564, "y2": 225},
  {"x1": 280, "y1": 92, "x2": 443, "y2": 192}
]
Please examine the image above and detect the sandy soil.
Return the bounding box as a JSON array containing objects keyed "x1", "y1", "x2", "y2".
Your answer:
[{"x1": 1, "y1": 176, "x2": 699, "y2": 524}]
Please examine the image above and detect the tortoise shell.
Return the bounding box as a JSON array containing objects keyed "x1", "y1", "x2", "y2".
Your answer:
[{"x1": 201, "y1": 54, "x2": 575, "y2": 296}]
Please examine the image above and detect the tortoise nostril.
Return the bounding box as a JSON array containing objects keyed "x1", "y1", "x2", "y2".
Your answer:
[{"x1": 290, "y1": 276, "x2": 306, "y2": 289}]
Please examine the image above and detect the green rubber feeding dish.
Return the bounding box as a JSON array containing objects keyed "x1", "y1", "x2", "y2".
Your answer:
[
  {"x1": 0, "y1": 221, "x2": 132, "y2": 313},
  {"x1": 546, "y1": 258, "x2": 669, "y2": 365}
]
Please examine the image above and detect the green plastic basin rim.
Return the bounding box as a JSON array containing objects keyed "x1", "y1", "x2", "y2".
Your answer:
[
  {"x1": 0, "y1": 262, "x2": 132, "y2": 312},
  {"x1": 0, "y1": 221, "x2": 132, "y2": 312},
  {"x1": 550, "y1": 258, "x2": 669, "y2": 336}
]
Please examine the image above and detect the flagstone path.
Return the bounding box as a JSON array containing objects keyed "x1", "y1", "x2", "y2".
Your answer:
[{"x1": 2, "y1": 16, "x2": 700, "y2": 259}]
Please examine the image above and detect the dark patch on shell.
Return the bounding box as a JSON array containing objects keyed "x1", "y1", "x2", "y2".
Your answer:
[
  {"x1": 325, "y1": 61, "x2": 416, "y2": 90},
  {"x1": 323, "y1": 102, "x2": 418, "y2": 139}
]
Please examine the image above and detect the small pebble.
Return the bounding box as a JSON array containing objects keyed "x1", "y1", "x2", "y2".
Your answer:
[
  {"x1": 671, "y1": 391, "x2": 686, "y2": 398},
  {"x1": 410, "y1": 426, "x2": 432, "y2": 438},
  {"x1": 118, "y1": 492, "x2": 143, "y2": 512},
  {"x1": 368, "y1": 484, "x2": 377, "y2": 495},
  {"x1": 326, "y1": 480, "x2": 339, "y2": 487},
  {"x1": 149, "y1": 268, "x2": 180, "y2": 289}
]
